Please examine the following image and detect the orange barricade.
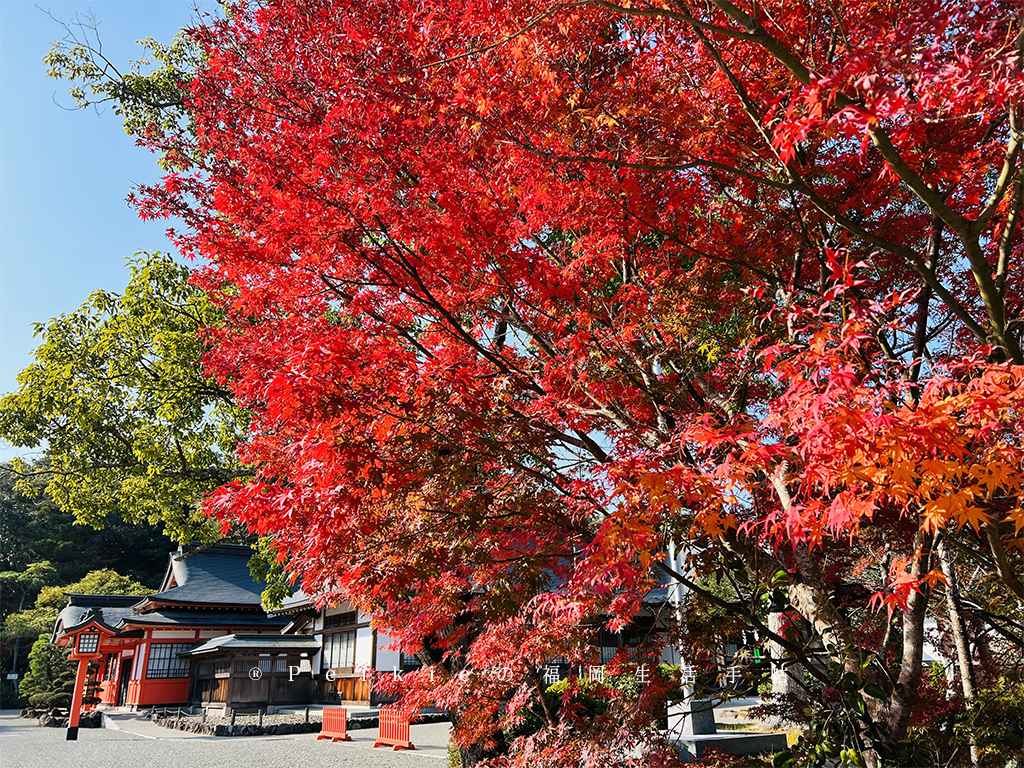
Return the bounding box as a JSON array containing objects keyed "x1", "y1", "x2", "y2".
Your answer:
[
  {"x1": 373, "y1": 708, "x2": 415, "y2": 751},
  {"x1": 317, "y1": 706, "x2": 352, "y2": 742}
]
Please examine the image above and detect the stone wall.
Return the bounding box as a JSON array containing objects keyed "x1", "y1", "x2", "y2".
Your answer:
[{"x1": 151, "y1": 710, "x2": 449, "y2": 737}]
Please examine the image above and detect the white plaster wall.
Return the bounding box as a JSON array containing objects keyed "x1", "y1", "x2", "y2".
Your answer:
[
  {"x1": 374, "y1": 631, "x2": 400, "y2": 673},
  {"x1": 354, "y1": 626, "x2": 374, "y2": 668},
  {"x1": 133, "y1": 644, "x2": 147, "y2": 679}
]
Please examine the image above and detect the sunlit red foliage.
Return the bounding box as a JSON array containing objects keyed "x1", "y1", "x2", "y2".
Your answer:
[{"x1": 137, "y1": 1, "x2": 1024, "y2": 764}]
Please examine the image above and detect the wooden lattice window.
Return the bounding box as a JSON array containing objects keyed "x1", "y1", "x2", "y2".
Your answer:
[{"x1": 146, "y1": 643, "x2": 193, "y2": 679}]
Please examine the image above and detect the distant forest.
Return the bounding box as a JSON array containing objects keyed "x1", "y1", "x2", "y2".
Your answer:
[
  {"x1": 1, "y1": 463, "x2": 175, "y2": 702},
  {"x1": 1, "y1": 464, "x2": 174, "y2": 585}
]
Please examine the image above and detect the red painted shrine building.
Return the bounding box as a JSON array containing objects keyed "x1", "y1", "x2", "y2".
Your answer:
[
  {"x1": 51, "y1": 543, "x2": 679, "y2": 737},
  {"x1": 52, "y1": 544, "x2": 290, "y2": 709}
]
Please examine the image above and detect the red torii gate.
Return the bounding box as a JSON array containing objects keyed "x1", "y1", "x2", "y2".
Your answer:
[{"x1": 61, "y1": 611, "x2": 118, "y2": 740}]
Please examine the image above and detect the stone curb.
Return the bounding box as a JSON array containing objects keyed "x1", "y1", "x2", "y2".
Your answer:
[{"x1": 152, "y1": 711, "x2": 449, "y2": 738}]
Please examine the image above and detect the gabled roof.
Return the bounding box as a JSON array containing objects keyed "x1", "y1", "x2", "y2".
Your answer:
[
  {"x1": 53, "y1": 594, "x2": 143, "y2": 643},
  {"x1": 134, "y1": 544, "x2": 270, "y2": 611},
  {"x1": 51, "y1": 545, "x2": 295, "y2": 644},
  {"x1": 268, "y1": 588, "x2": 314, "y2": 615},
  {"x1": 117, "y1": 609, "x2": 289, "y2": 630},
  {"x1": 179, "y1": 633, "x2": 321, "y2": 657}
]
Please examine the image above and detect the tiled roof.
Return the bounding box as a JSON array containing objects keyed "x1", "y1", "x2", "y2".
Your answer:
[
  {"x1": 52, "y1": 594, "x2": 143, "y2": 642},
  {"x1": 117, "y1": 609, "x2": 290, "y2": 629},
  {"x1": 268, "y1": 588, "x2": 314, "y2": 615},
  {"x1": 139, "y1": 544, "x2": 270, "y2": 609},
  {"x1": 52, "y1": 545, "x2": 296, "y2": 642},
  {"x1": 179, "y1": 633, "x2": 321, "y2": 657}
]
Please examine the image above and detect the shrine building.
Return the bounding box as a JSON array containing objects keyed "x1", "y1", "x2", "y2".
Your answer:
[
  {"x1": 51, "y1": 543, "x2": 405, "y2": 726},
  {"x1": 52, "y1": 544, "x2": 292, "y2": 711}
]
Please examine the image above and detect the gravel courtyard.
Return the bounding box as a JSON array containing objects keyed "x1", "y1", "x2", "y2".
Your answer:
[{"x1": 0, "y1": 710, "x2": 452, "y2": 768}]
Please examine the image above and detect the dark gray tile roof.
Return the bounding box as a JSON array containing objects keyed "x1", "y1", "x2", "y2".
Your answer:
[
  {"x1": 51, "y1": 546, "x2": 297, "y2": 644},
  {"x1": 53, "y1": 594, "x2": 144, "y2": 641},
  {"x1": 268, "y1": 588, "x2": 314, "y2": 615},
  {"x1": 643, "y1": 585, "x2": 670, "y2": 604},
  {"x1": 142, "y1": 544, "x2": 270, "y2": 608},
  {"x1": 117, "y1": 609, "x2": 290, "y2": 629},
  {"x1": 180, "y1": 633, "x2": 322, "y2": 657}
]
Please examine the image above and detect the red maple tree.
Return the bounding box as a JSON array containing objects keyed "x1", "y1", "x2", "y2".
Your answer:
[{"x1": 133, "y1": 1, "x2": 1024, "y2": 765}]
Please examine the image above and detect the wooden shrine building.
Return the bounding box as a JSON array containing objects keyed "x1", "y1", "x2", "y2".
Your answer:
[
  {"x1": 269, "y1": 590, "x2": 404, "y2": 706},
  {"x1": 181, "y1": 633, "x2": 321, "y2": 707},
  {"x1": 53, "y1": 545, "x2": 292, "y2": 712},
  {"x1": 52, "y1": 544, "x2": 413, "y2": 731}
]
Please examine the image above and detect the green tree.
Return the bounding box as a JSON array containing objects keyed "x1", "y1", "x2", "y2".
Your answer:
[
  {"x1": 3, "y1": 608, "x2": 61, "y2": 651},
  {"x1": 34, "y1": 17, "x2": 301, "y2": 605},
  {"x1": 0, "y1": 561, "x2": 59, "y2": 694},
  {"x1": 0, "y1": 464, "x2": 175, "y2": 586},
  {"x1": 18, "y1": 634, "x2": 75, "y2": 710},
  {"x1": 0, "y1": 561, "x2": 58, "y2": 618},
  {"x1": 43, "y1": 14, "x2": 197, "y2": 158},
  {"x1": 38, "y1": 569, "x2": 152, "y2": 607},
  {"x1": 0, "y1": 253, "x2": 249, "y2": 542},
  {"x1": 4, "y1": 569, "x2": 152, "y2": 660}
]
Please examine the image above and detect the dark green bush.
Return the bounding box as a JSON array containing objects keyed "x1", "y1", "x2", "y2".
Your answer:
[{"x1": 19, "y1": 634, "x2": 75, "y2": 710}]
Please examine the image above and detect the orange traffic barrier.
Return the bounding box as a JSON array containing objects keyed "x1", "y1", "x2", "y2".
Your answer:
[
  {"x1": 317, "y1": 706, "x2": 352, "y2": 742},
  {"x1": 373, "y1": 708, "x2": 415, "y2": 751}
]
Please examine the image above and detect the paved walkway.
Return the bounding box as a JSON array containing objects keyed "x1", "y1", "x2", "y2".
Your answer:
[{"x1": 0, "y1": 710, "x2": 451, "y2": 768}]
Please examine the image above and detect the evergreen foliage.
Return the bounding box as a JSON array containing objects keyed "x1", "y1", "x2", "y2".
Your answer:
[{"x1": 19, "y1": 634, "x2": 75, "y2": 710}]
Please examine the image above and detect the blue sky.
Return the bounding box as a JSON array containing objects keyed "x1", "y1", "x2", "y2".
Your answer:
[{"x1": 1, "y1": 1, "x2": 213, "y2": 461}]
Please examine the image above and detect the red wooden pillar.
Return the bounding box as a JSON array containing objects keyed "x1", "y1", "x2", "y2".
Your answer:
[
  {"x1": 61, "y1": 622, "x2": 111, "y2": 741},
  {"x1": 66, "y1": 657, "x2": 90, "y2": 741}
]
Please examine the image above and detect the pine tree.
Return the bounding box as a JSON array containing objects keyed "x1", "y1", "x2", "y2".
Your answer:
[{"x1": 19, "y1": 634, "x2": 75, "y2": 710}]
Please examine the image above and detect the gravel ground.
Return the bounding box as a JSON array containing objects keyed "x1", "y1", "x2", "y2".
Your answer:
[
  {"x1": 162, "y1": 711, "x2": 321, "y2": 726},
  {"x1": 0, "y1": 710, "x2": 452, "y2": 768}
]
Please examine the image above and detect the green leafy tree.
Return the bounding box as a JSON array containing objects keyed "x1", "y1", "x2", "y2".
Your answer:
[
  {"x1": 0, "y1": 561, "x2": 59, "y2": 695},
  {"x1": 0, "y1": 561, "x2": 58, "y2": 619},
  {"x1": 4, "y1": 569, "x2": 152, "y2": 655},
  {"x1": 37, "y1": 569, "x2": 152, "y2": 608},
  {"x1": 34, "y1": 14, "x2": 309, "y2": 607},
  {"x1": 3, "y1": 609, "x2": 59, "y2": 650},
  {"x1": 0, "y1": 253, "x2": 249, "y2": 542},
  {"x1": 0, "y1": 465, "x2": 174, "y2": 586},
  {"x1": 18, "y1": 634, "x2": 75, "y2": 710},
  {"x1": 43, "y1": 12, "x2": 197, "y2": 155},
  {"x1": 10, "y1": 20, "x2": 272, "y2": 592},
  {"x1": 0, "y1": 463, "x2": 175, "y2": 698}
]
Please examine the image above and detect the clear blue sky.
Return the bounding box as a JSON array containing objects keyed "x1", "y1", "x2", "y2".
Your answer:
[{"x1": 1, "y1": 1, "x2": 214, "y2": 462}]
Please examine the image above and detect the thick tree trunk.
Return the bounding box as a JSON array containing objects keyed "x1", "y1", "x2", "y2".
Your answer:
[
  {"x1": 768, "y1": 610, "x2": 807, "y2": 699},
  {"x1": 723, "y1": 519, "x2": 934, "y2": 765}
]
